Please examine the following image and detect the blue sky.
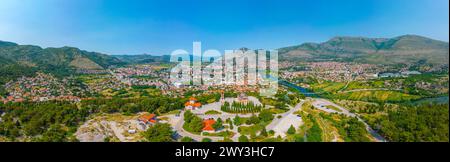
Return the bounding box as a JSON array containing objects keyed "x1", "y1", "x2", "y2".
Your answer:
[{"x1": 0, "y1": 0, "x2": 448, "y2": 55}]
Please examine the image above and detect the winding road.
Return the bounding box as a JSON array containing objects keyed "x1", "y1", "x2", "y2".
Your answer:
[
  {"x1": 281, "y1": 79, "x2": 387, "y2": 142},
  {"x1": 173, "y1": 111, "x2": 224, "y2": 142},
  {"x1": 312, "y1": 98, "x2": 386, "y2": 142},
  {"x1": 168, "y1": 96, "x2": 386, "y2": 142}
]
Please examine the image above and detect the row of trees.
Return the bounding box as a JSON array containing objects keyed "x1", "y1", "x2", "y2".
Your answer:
[
  {"x1": 221, "y1": 101, "x2": 262, "y2": 114},
  {"x1": 81, "y1": 96, "x2": 185, "y2": 115},
  {"x1": 232, "y1": 109, "x2": 274, "y2": 127}
]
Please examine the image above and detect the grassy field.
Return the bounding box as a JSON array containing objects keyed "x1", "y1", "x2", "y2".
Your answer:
[
  {"x1": 160, "y1": 109, "x2": 181, "y2": 116},
  {"x1": 267, "y1": 108, "x2": 288, "y2": 114},
  {"x1": 205, "y1": 110, "x2": 221, "y2": 115},
  {"x1": 202, "y1": 130, "x2": 235, "y2": 138},
  {"x1": 238, "y1": 121, "x2": 270, "y2": 136},
  {"x1": 344, "y1": 81, "x2": 379, "y2": 90},
  {"x1": 325, "y1": 105, "x2": 342, "y2": 112},
  {"x1": 335, "y1": 90, "x2": 421, "y2": 103},
  {"x1": 311, "y1": 82, "x2": 346, "y2": 93}
]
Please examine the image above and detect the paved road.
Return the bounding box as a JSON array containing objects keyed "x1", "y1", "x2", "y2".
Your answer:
[
  {"x1": 312, "y1": 98, "x2": 387, "y2": 142},
  {"x1": 266, "y1": 101, "x2": 304, "y2": 137},
  {"x1": 169, "y1": 97, "x2": 263, "y2": 142},
  {"x1": 173, "y1": 111, "x2": 224, "y2": 142},
  {"x1": 192, "y1": 98, "x2": 256, "y2": 120},
  {"x1": 170, "y1": 97, "x2": 386, "y2": 142},
  {"x1": 313, "y1": 99, "x2": 356, "y2": 117}
]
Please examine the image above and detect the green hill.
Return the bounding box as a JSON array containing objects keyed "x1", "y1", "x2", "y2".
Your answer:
[
  {"x1": 0, "y1": 41, "x2": 125, "y2": 72},
  {"x1": 0, "y1": 40, "x2": 126, "y2": 95},
  {"x1": 278, "y1": 35, "x2": 449, "y2": 65},
  {"x1": 113, "y1": 54, "x2": 170, "y2": 64}
]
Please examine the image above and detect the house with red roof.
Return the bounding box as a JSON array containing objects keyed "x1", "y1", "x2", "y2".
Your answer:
[
  {"x1": 137, "y1": 113, "x2": 157, "y2": 130},
  {"x1": 203, "y1": 118, "x2": 216, "y2": 133},
  {"x1": 185, "y1": 97, "x2": 202, "y2": 110}
]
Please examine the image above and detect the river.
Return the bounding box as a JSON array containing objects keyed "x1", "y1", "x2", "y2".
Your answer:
[{"x1": 278, "y1": 80, "x2": 318, "y2": 97}]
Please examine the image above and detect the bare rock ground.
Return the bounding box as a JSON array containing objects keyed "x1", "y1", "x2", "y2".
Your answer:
[{"x1": 75, "y1": 113, "x2": 144, "y2": 142}]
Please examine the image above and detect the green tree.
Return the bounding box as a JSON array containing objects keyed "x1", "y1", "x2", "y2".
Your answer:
[
  {"x1": 34, "y1": 124, "x2": 66, "y2": 142},
  {"x1": 189, "y1": 117, "x2": 204, "y2": 133},
  {"x1": 213, "y1": 118, "x2": 223, "y2": 130},
  {"x1": 184, "y1": 110, "x2": 195, "y2": 123},
  {"x1": 287, "y1": 125, "x2": 296, "y2": 135},
  {"x1": 259, "y1": 110, "x2": 274, "y2": 122},
  {"x1": 142, "y1": 123, "x2": 174, "y2": 142},
  {"x1": 293, "y1": 134, "x2": 304, "y2": 142},
  {"x1": 250, "y1": 132, "x2": 257, "y2": 141},
  {"x1": 202, "y1": 138, "x2": 212, "y2": 142},
  {"x1": 227, "y1": 119, "x2": 234, "y2": 129},
  {"x1": 307, "y1": 121, "x2": 323, "y2": 142},
  {"x1": 234, "y1": 115, "x2": 242, "y2": 126},
  {"x1": 247, "y1": 115, "x2": 260, "y2": 125},
  {"x1": 180, "y1": 136, "x2": 194, "y2": 142},
  {"x1": 260, "y1": 127, "x2": 268, "y2": 137},
  {"x1": 238, "y1": 135, "x2": 249, "y2": 142}
]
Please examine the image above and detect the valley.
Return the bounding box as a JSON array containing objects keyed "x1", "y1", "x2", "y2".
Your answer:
[{"x1": 0, "y1": 35, "x2": 448, "y2": 142}]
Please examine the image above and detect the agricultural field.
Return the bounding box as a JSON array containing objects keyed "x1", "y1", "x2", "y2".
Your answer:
[
  {"x1": 311, "y1": 82, "x2": 346, "y2": 94},
  {"x1": 334, "y1": 90, "x2": 421, "y2": 103}
]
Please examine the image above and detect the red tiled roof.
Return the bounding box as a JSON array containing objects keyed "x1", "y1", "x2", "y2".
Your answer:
[
  {"x1": 203, "y1": 119, "x2": 216, "y2": 131},
  {"x1": 193, "y1": 102, "x2": 202, "y2": 107},
  {"x1": 185, "y1": 101, "x2": 202, "y2": 107},
  {"x1": 139, "y1": 113, "x2": 156, "y2": 122}
]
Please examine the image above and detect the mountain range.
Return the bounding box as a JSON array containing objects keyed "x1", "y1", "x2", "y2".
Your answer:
[
  {"x1": 0, "y1": 41, "x2": 124, "y2": 71},
  {"x1": 0, "y1": 41, "x2": 126, "y2": 95},
  {"x1": 0, "y1": 34, "x2": 448, "y2": 79},
  {"x1": 278, "y1": 35, "x2": 449, "y2": 65}
]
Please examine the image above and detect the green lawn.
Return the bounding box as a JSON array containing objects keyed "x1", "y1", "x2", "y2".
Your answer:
[
  {"x1": 202, "y1": 131, "x2": 235, "y2": 138},
  {"x1": 335, "y1": 90, "x2": 421, "y2": 102},
  {"x1": 205, "y1": 110, "x2": 221, "y2": 115},
  {"x1": 325, "y1": 105, "x2": 342, "y2": 112},
  {"x1": 311, "y1": 82, "x2": 346, "y2": 93},
  {"x1": 238, "y1": 122, "x2": 270, "y2": 135}
]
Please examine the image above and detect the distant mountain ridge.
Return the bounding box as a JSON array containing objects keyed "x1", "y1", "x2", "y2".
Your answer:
[
  {"x1": 1, "y1": 34, "x2": 448, "y2": 75},
  {"x1": 113, "y1": 54, "x2": 170, "y2": 64},
  {"x1": 0, "y1": 41, "x2": 126, "y2": 95},
  {"x1": 278, "y1": 35, "x2": 449, "y2": 65},
  {"x1": 0, "y1": 41, "x2": 125, "y2": 72}
]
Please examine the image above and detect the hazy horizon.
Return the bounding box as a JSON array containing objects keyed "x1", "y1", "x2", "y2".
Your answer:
[{"x1": 1, "y1": 33, "x2": 448, "y2": 56}]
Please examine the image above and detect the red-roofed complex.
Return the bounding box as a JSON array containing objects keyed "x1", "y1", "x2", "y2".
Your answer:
[
  {"x1": 138, "y1": 113, "x2": 157, "y2": 125},
  {"x1": 185, "y1": 97, "x2": 202, "y2": 110}
]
